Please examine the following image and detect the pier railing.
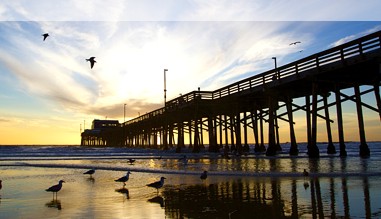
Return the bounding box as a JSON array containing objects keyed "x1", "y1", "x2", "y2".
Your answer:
[{"x1": 124, "y1": 30, "x2": 381, "y2": 126}]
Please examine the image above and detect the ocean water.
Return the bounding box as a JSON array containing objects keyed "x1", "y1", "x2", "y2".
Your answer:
[{"x1": 0, "y1": 142, "x2": 381, "y2": 218}]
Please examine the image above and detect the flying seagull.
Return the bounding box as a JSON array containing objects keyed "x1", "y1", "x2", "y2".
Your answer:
[
  {"x1": 46, "y1": 180, "x2": 65, "y2": 199},
  {"x1": 83, "y1": 169, "x2": 95, "y2": 178},
  {"x1": 289, "y1": 41, "x2": 301, "y2": 46},
  {"x1": 115, "y1": 171, "x2": 131, "y2": 186},
  {"x1": 42, "y1": 33, "x2": 49, "y2": 41},
  {"x1": 146, "y1": 177, "x2": 166, "y2": 194},
  {"x1": 86, "y1": 57, "x2": 96, "y2": 69}
]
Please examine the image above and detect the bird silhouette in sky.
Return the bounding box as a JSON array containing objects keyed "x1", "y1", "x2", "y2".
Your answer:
[
  {"x1": 289, "y1": 41, "x2": 301, "y2": 46},
  {"x1": 42, "y1": 33, "x2": 49, "y2": 41},
  {"x1": 86, "y1": 57, "x2": 96, "y2": 69}
]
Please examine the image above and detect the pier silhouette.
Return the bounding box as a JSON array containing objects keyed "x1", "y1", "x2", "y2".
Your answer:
[{"x1": 81, "y1": 31, "x2": 381, "y2": 158}]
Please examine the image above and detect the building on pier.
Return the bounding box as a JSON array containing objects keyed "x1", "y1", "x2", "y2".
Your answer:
[{"x1": 81, "y1": 119, "x2": 121, "y2": 146}]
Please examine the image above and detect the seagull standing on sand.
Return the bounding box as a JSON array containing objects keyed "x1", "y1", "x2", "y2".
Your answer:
[
  {"x1": 83, "y1": 169, "x2": 95, "y2": 178},
  {"x1": 86, "y1": 57, "x2": 96, "y2": 69},
  {"x1": 303, "y1": 169, "x2": 309, "y2": 177},
  {"x1": 46, "y1": 180, "x2": 65, "y2": 199},
  {"x1": 127, "y1": 159, "x2": 136, "y2": 165},
  {"x1": 178, "y1": 155, "x2": 188, "y2": 165},
  {"x1": 146, "y1": 177, "x2": 166, "y2": 194},
  {"x1": 200, "y1": 171, "x2": 208, "y2": 180},
  {"x1": 42, "y1": 33, "x2": 49, "y2": 41},
  {"x1": 115, "y1": 171, "x2": 131, "y2": 186}
]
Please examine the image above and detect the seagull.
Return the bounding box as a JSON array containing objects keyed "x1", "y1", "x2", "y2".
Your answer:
[
  {"x1": 86, "y1": 57, "x2": 96, "y2": 69},
  {"x1": 178, "y1": 155, "x2": 188, "y2": 165},
  {"x1": 115, "y1": 171, "x2": 131, "y2": 186},
  {"x1": 200, "y1": 170, "x2": 208, "y2": 180},
  {"x1": 289, "y1": 41, "x2": 301, "y2": 46},
  {"x1": 127, "y1": 159, "x2": 136, "y2": 165},
  {"x1": 146, "y1": 177, "x2": 166, "y2": 194},
  {"x1": 42, "y1": 33, "x2": 49, "y2": 41},
  {"x1": 303, "y1": 169, "x2": 309, "y2": 177},
  {"x1": 83, "y1": 169, "x2": 95, "y2": 177},
  {"x1": 46, "y1": 180, "x2": 65, "y2": 199}
]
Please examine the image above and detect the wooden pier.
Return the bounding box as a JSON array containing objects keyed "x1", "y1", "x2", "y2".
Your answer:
[{"x1": 81, "y1": 31, "x2": 381, "y2": 158}]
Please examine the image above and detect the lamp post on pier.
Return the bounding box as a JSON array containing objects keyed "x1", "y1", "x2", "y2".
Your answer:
[
  {"x1": 164, "y1": 69, "x2": 168, "y2": 107},
  {"x1": 272, "y1": 57, "x2": 278, "y2": 80},
  {"x1": 124, "y1": 103, "x2": 126, "y2": 123}
]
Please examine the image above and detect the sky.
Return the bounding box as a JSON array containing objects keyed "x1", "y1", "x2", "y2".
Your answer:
[{"x1": 0, "y1": 0, "x2": 381, "y2": 145}]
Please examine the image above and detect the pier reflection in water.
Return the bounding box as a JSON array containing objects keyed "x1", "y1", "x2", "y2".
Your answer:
[{"x1": 160, "y1": 175, "x2": 380, "y2": 219}]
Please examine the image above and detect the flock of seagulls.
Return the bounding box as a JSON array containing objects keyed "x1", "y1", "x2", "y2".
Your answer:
[
  {"x1": 1, "y1": 166, "x2": 310, "y2": 201},
  {"x1": 38, "y1": 157, "x2": 211, "y2": 200},
  {"x1": 42, "y1": 32, "x2": 97, "y2": 69}
]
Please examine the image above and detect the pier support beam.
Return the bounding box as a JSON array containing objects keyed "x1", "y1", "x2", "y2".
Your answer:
[
  {"x1": 224, "y1": 114, "x2": 230, "y2": 157},
  {"x1": 208, "y1": 116, "x2": 219, "y2": 152},
  {"x1": 243, "y1": 112, "x2": 250, "y2": 152},
  {"x1": 251, "y1": 110, "x2": 260, "y2": 152},
  {"x1": 193, "y1": 119, "x2": 200, "y2": 153},
  {"x1": 230, "y1": 116, "x2": 236, "y2": 152},
  {"x1": 354, "y1": 85, "x2": 370, "y2": 158},
  {"x1": 374, "y1": 84, "x2": 381, "y2": 121},
  {"x1": 286, "y1": 97, "x2": 299, "y2": 155},
  {"x1": 235, "y1": 113, "x2": 243, "y2": 155},
  {"x1": 259, "y1": 109, "x2": 266, "y2": 152},
  {"x1": 323, "y1": 94, "x2": 336, "y2": 154},
  {"x1": 266, "y1": 96, "x2": 277, "y2": 156},
  {"x1": 308, "y1": 83, "x2": 320, "y2": 158},
  {"x1": 176, "y1": 121, "x2": 184, "y2": 153},
  {"x1": 335, "y1": 87, "x2": 347, "y2": 157},
  {"x1": 274, "y1": 109, "x2": 282, "y2": 151}
]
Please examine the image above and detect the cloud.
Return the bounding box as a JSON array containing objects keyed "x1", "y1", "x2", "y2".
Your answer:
[
  {"x1": 330, "y1": 25, "x2": 381, "y2": 47},
  {"x1": 0, "y1": 0, "x2": 380, "y2": 21},
  {"x1": 0, "y1": 21, "x2": 318, "y2": 120}
]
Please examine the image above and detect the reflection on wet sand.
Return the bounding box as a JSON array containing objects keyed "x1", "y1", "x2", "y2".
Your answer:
[
  {"x1": 86, "y1": 177, "x2": 95, "y2": 184},
  {"x1": 115, "y1": 187, "x2": 130, "y2": 200},
  {"x1": 159, "y1": 175, "x2": 374, "y2": 219},
  {"x1": 45, "y1": 199, "x2": 62, "y2": 210},
  {"x1": 148, "y1": 196, "x2": 164, "y2": 208}
]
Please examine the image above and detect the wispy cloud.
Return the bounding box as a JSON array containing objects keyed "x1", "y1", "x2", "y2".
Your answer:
[
  {"x1": 1, "y1": 0, "x2": 380, "y2": 21},
  {"x1": 330, "y1": 25, "x2": 381, "y2": 47}
]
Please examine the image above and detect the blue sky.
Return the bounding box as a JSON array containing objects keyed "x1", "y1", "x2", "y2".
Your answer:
[{"x1": 0, "y1": 0, "x2": 380, "y2": 144}]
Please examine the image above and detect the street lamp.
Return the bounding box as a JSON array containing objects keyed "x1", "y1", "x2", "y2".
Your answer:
[
  {"x1": 272, "y1": 57, "x2": 278, "y2": 80},
  {"x1": 124, "y1": 103, "x2": 126, "y2": 122},
  {"x1": 164, "y1": 69, "x2": 168, "y2": 107}
]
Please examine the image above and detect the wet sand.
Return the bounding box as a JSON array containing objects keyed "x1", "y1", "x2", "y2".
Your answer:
[{"x1": 1, "y1": 164, "x2": 381, "y2": 218}]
